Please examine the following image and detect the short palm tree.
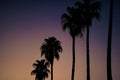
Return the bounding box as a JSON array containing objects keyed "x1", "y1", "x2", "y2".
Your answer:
[
  {"x1": 61, "y1": 6, "x2": 84, "y2": 80},
  {"x1": 107, "y1": 0, "x2": 113, "y2": 80},
  {"x1": 40, "y1": 37, "x2": 62, "y2": 80},
  {"x1": 31, "y1": 59, "x2": 50, "y2": 80},
  {"x1": 75, "y1": 0, "x2": 101, "y2": 80}
]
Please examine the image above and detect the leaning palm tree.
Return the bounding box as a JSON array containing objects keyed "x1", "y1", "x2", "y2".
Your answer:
[
  {"x1": 61, "y1": 6, "x2": 84, "y2": 80},
  {"x1": 107, "y1": 0, "x2": 113, "y2": 80},
  {"x1": 31, "y1": 59, "x2": 50, "y2": 80},
  {"x1": 40, "y1": 37, "x2": 62, "y2": 80},
  {"x1": 75, "y1": 0, "x2": 101, "y2": 80}
]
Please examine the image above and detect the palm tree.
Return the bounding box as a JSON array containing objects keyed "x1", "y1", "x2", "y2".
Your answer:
[
  {"x1": 107, "y1": 0, "x2": 113, "y2": 80},
  {"x1": 40, "y1": 37, "x2": 62, "y2": 80},
  {"x1": 61, "y1": 6, "x2": 84, "y2": 80},
  {"x1": 75, "y1": 0, "x2": 101, "y2": 80},
  {"x1": 31, "y1": 59, "x2": 50, "y2": 80}
]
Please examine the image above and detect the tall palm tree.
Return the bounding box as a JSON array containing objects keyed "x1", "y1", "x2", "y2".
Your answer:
[
  {"x1": 61, "y1": 6, "x2": 84, "y2": 80},
  {"x1": 31, "y1": 59, "x2": 50, "y2": 80},
  {"x1": 75, "y1": 0, "x2": 101, "y2": 80},
  {"x1": 107, "y1": 0, "x2": 113, "y2": 80},
  {"x1": 40, "y1": 37, "x2": 62, "y2": 80}
]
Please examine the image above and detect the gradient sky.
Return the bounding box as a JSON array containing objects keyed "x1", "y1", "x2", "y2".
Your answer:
[{"x1": 0, "y1": 0, "x2": 120, "y2": 80}]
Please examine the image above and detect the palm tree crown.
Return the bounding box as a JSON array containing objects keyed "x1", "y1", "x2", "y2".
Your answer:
[
  {"x1": 41, "y1": 37, "x2": 62, "y2": 64},
  {"x1": 31, "y1": 59, "x2": 50, "y2": 80},
  {"x1": 61, "y1": 6, "x2": 84, "y2": 38},
  {"x1": 75, "y1": 0, "x2": 101, "y2": 26}
]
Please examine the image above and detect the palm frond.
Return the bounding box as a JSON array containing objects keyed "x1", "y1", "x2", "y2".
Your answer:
[
  {"x1": 31, "y1": 70, "x2": 37, "y2": 75},
  {"x1": 61, "y1": 13, "x2": 70, "y2": 20},
  {"x1": 55, "y1": 52, "x2": 60, "y2": 60},
  {"x1": 75, "y1": 1, "x2": 84, "y2": 9},
  {"x1": 92, "y1": 1, "x2": 101, "y2": 10},
  {"x1": 92, "y1": 1, "x2": 102, "y2": 21},
  {"x1": 45, "y1": 61, "x2": 50, "y2": 67}
]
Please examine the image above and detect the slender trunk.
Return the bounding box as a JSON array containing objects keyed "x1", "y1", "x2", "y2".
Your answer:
[
  {"x1": 51, "y1": 63, "x2": 53, "y2": 80},
  {"x1": 107, "y1": 0, "x2": 113, "y2": 80},
  {"x1": 71, "y1": 37, "x2": 75, "y2": 80},
  {"x1": 86, "y1": 25, "x2": 90, "y2": 80}
]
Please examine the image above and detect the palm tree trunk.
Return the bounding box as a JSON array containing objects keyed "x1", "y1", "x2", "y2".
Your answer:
[
  {"x1": 86, "y1": 25, "x2": 90, "y2": 80},
  {"x1": 51, "y1": 63, "x2": 53, "y2": 80},
  {"x1": 71, "y1": 36, "x2": 75, "y2": 80},
  {"x1": 107, "y1": 0, "x2": 113, "y2": 80}
]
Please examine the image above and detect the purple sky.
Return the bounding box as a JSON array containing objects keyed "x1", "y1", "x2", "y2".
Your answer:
[{"x1": 0, "y1": 0, "x2": 120, "y2": 80}]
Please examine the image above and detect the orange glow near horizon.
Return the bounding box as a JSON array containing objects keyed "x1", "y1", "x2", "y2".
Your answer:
[{"x1": 0, "y1": 27, "x2": 120, "y2": 80}]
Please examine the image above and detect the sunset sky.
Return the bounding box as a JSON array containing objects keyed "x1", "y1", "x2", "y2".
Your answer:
[{"x1": 0, "y1": 0, "x2": 120, "y2": 80}]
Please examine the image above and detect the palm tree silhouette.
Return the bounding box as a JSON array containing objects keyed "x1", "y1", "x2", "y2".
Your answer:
[
  {"x1": 107, "y1": 0, "x2": 113, "y2": 80},
  {"x1": 40, "y1": 37, "x2": 62, "y2": 80},
  {"x1": 31, "y1": 59, "x2": 50, "y2": 80},
  {"x1": 75, "y1": 0, "x2": 101, "y2": 80},
  {"x1": 61, "y1": 6, "x2": 84, "y2": 80}
]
